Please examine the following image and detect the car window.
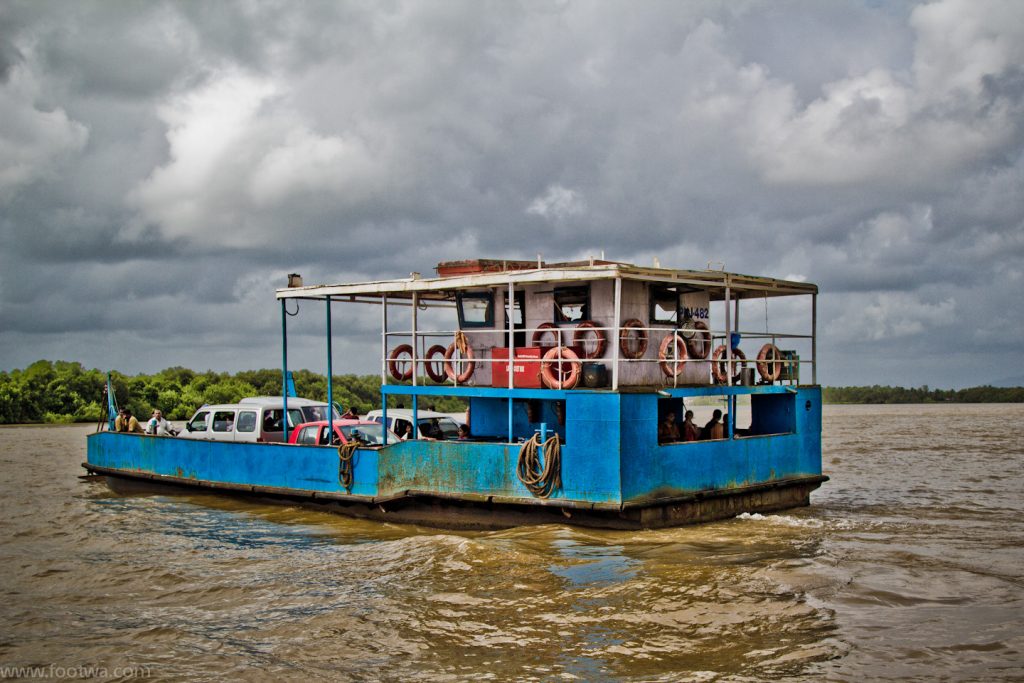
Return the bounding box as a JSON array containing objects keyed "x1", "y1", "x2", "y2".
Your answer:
[
  {"x1": 189, "y1": 411, "x2": 209, "y2": 432},
  {"x1": 212, "y1": 411, "x2": 236, "y2": 432},
  {"x1": 296, "y1": 426, "x2": 318, "y2": 445},
  {"x1": 236, "y1": 411, "x2": 257, "y2": 433},
  {"x1": 419, "y1": 417, "x2": 460, "y2": 439},
  {"x1": 263, "y1": 408, "x2": 305, "y2": 432},
  {"x1": 340, "y1": 424, "x2": 391, "y2": 446}
]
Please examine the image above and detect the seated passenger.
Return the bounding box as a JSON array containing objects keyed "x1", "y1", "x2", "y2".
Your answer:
[
  {"x1": 117, "y1": 408, "x2": 145, "y2": 433},
  {"x1": 457, "y1": 424, "x2": 471, "y2": 440},
  {"x1": 658, "y1": 412, "x2": 681, "y2": 443},
  {"x1": 703, "y1": 410, "x2": 724, "y2": 440},
  {"x1": 146, "y1": 409, "x2": 177, "y2": 436},
  {"x1": 683, "y1": 410, "x2": 699, "y2": 442}
]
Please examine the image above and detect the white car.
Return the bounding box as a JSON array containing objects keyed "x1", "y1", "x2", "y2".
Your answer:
[
  {"x1": 180, "y1": 397, "x2": 339, "y2": 443},
  {"x1": 364, "y1": 408, "x2": 464, "y2": 440}
]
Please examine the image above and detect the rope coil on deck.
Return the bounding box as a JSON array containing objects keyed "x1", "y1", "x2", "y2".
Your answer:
[
  {"x1": 338, "y1": 442, "x2": 357, "y2": 491},
  {"x1": 516, "y1": 433, "x2": 562, "y2": 499}
]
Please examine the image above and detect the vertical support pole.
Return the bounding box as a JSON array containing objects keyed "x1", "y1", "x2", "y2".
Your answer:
[
  {"x1": 728, "y1": 394, "x2": 735, "y2": 439},
  {"x1": 412, "y1": 393, "x2": 418, "y2": 439},
  {"x1": 508, "y1": 279, "x2": 514, "y2": 443},
  {"x1": 812, "y1": 292, "x2": 817, "y2": 386},
  {"x1": 381, "y1": 294, "x2": 388, "y2": 384},
  {"x1": 281, "y1": 298, "x2": 289, "y2": 442},
  {"x1": 734, "y1": 296, "x2": 740, "y2": 335},
  {"x1": 612, "y1": 277, "x2": 622, "y2": 391},
  {"x1": 411, "y1": 292, "x2": 419, "y2": 387},
  {"x1": 381, "y1": 294, "x2": 388, "y2": 445},
  {"x1": 326, "y1": 296, "x2": 334, "y2": 423},
  {"x1": 724, "y1": 281, "x2": 732, "y2": 387}
]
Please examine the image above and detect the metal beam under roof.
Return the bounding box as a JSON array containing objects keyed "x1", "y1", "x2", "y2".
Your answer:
[{"x1": 275, "y1": 262, "x2": 817, "y2": 301}]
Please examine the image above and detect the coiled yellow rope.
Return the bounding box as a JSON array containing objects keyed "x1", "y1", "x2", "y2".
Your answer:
[
  {"x1": 338, "y1": 442, "x2": 357, "y2": 491},
  {"x1": 516, "y1": 433, "x2": 562, "y2": 498}
]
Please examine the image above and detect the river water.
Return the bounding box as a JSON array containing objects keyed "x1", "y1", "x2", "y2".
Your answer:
[{"x1": 0, "y1": 404, "x2": 1021, "y2": 681}]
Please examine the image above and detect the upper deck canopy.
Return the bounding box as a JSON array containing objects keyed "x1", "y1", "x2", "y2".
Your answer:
[{"x1": 276, "y1": 258, "x2": 817, "y2": 302}]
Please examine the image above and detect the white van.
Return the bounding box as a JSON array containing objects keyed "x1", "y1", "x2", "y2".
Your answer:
[
  {"x1": 364, "y1": 408, "x2": 464, "y2": 440},
  {"x1": 180, "y1": 397, "x2": 339, "y2": 443}
]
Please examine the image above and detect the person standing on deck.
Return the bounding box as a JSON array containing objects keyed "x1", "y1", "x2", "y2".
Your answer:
[
  {"x1": 683, "y1": 411, "x2": 699, "y2": 442},
  {"x1": 704, "y1": 410, "x2": 724, "y2": 440},
  {"x1": 659, "y1": 412, "x2": 681, "y2": 443}
]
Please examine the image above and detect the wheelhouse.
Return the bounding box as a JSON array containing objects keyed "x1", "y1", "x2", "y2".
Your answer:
[{"x1": 275, "y1": 258, "x2": 818, "y2": 448}]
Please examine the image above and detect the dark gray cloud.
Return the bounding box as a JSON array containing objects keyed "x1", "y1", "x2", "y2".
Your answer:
[{"x1": 1, "y1": 0, "x2": 1022, "y2": 388}]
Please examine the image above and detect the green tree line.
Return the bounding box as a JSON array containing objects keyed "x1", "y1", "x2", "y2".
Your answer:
[
  {"x1": 822, "y1": 384, "x2": 1024, "y2": 404},
  {"x1": 1, "y1": 361, "x2": 1021, "y2": 424},
  {"x1": 0, "y1": 360, "x2": 468, "y2": 424}
]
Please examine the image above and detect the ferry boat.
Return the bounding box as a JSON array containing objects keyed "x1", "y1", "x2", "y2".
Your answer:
[{"x1": 85, "y1": 258, "x2": 826, "y2": 529}]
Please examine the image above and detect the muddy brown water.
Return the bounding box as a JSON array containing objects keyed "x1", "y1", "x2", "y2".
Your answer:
[{"x1": 0, "y1": 404, "x2": 1021, "y2": 681}]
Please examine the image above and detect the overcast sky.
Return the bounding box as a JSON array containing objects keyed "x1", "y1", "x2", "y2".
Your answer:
[{"x1": 1, "y1": 0, "x2": 1022, "y2": 388}]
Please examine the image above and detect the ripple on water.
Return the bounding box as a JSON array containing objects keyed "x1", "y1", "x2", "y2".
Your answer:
[{"x1": 1, "y1": 409, "x2": 1023, "y2": 681}]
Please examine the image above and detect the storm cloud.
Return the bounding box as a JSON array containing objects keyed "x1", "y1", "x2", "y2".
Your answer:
[{"x1": 1, "y1": 0, "x2": 1021, "y2": 387}]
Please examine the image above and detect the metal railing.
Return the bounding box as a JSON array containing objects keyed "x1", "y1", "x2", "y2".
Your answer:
[{"x1": 380, "y1": 322, "x2": 814, "y2": 390}]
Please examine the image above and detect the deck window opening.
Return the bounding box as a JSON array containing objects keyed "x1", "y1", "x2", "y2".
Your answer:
[
  {"x1": 188, "y1": 411, "x2": 209, "y2": 432},
  {"x1": 457, "y1": 291, "x2": 495, "y2": 328},
  {"x1": 236, "y1": 411, "x2": 257, "y2": 433},
  {"x1": 737, "y1": 393, "x2": 796, "y2": 438},
  {"x1": 657, "y1": 398, "x2": 686, "y2": 444},
  {"x1": 553, "y1": 286, "x2": 590, "y2": 323},
  {"x1": 651, "y1": 285, "x2": 694, "y2": 325},
  {"x1": 661, "y1": 396, "x2": 732, "y2": 444}
]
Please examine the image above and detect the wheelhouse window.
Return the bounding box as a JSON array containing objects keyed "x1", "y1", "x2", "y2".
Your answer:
[
  {"x1": 649, "y1": 286, "x2": 681, "y2": 324},
  {"x1": 553, "y1": 286, "x2": 589, "y2": 323},
  {"x1": 503, "y1": 290, "x2": 527, "y2": 347},
  {"x1": 457, "y1": 291, "x2": 495, "y2": 328}
]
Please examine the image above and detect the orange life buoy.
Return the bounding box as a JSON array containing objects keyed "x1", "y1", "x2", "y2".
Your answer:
[
  {"x1": 532, "y1": 322, "x2": 560, "y2": 348},
  {"x1": 424, "y1": 344, "x2": 447, "y2": 383},
  {"x1": 387, "y1": 344, "x2": 414, "y2": 381},
  {"x1": 711, "y1": 345, "x2": 747, "y2": 384},
  {"x1": 685, "y1": 320, "x2": 711, "y2": 359},
  {"x1": 540, "y1": 346, "x2": 581, "y2": 389},
  {"x1": 658, "y1": 333, "x2": 688, "y2": 377},
  {"x1": 619, "y1": 318, "x2": 648, "y2": 359},
  {"x1": 444, "y1": 343, "x2": 475, "y2": 383},
  {"x1": 756, "y1": 343, "x2": 782, "y2": 382},
  {"x1": 572, "y1": 321, "x2": 607, "y2": 359}
]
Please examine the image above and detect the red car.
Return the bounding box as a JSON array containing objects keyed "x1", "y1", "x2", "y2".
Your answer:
[{"x1": 288, "y1": 419, "x2": 398, "y2": 447}]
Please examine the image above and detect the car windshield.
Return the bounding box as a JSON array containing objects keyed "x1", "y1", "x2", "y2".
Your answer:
[
  {"x1": 340, "y1": 424, "x2": 392, "y2": 446},
  {"x1": 418, "y1": 417, "x2": 461, "y2": 440},
  {"x1": 302, "y1": 405, "x2": 341, "y2": 422}
]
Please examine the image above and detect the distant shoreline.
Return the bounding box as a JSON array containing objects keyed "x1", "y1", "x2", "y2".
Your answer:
[{"x1": 1, "y1": 361, "x2": 1021, "y2": 425}]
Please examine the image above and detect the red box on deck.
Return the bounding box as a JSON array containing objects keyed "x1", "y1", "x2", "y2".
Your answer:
[{"x1": 491, "y1": 347, "x2": 543, "y2": 388}]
